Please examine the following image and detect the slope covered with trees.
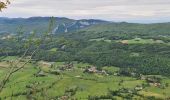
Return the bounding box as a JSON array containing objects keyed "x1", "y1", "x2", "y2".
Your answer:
[
  {"x1": 1, "y1": 21, "x2": 170, "y2": 76},
  {"x1": 0, "y1": 17, "x2": 108, "y2": 34}
]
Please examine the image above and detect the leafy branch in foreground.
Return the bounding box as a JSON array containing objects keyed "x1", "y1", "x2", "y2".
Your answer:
[
  {"x1": 0, "y1": 17, "x2": 56, "y2": 93},
  {"x1": 0, "y1": 0, "x2": 11, "y2": 11}
]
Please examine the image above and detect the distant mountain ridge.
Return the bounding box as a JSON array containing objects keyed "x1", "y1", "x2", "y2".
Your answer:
[
  {"x1": 61, "y1": 22, "x2": 170, "y2": 41},
  {"x1": 0, "y1": 17, "x2": 109, "y2": 34}
]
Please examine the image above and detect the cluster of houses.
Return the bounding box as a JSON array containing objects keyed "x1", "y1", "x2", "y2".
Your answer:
[
  {"x1": 36, "y1": 61, "x2": 75, "y2": 77},
  {"x1": 83, "y1": 66, "x2": 108, "y2": 75},
  {"x1": 36, "y1": 61, "x2": 109, "y2": 77},
  {"x1": 140, "y1": 75, "x2": 161, "y2": 87},
  {"x1": 59, "y1": 62, "x2": 74, "y2": 71}
]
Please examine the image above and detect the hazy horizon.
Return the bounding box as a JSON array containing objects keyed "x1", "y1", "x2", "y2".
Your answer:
[{"x1": 1, "y1": 0, "x2": 170, "y2": 23}]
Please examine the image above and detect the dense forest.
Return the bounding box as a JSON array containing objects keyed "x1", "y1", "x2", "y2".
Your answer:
[{"x1": 1, "y1": 21, "x2": 170, "y2": 76}]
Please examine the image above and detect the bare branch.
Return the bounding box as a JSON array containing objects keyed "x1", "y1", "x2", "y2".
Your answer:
[
  {"x1": 0, "y1": 47, "x2": 38, "y2": 92},
  {"x1": 0, "y1": 17, "x2": 55, "y2": 93}
]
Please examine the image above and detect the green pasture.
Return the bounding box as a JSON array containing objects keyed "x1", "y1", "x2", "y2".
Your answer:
[{"x1": 0, "y1": 57, "x2": 170, "y2": 99}]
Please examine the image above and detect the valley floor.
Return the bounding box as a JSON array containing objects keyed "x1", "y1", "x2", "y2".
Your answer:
[{"x1": 0, "y1": 56, "x2": 170, "y2": 100}]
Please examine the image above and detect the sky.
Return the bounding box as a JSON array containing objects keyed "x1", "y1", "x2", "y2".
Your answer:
[{"x1": 1, "y1": 0, "x2": 170, "y2": 23}]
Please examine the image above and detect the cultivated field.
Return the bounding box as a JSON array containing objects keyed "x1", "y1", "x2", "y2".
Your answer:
[{"x1": 0, "y1": 56, "x2": 170, "y2": 100}]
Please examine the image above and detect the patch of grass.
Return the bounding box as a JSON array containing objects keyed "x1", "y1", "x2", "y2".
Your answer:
[
  {"x1": 119, "y1": 38, "x2": 165, "y2": 44},
  {"x1": 48, "y1": 48, "x2": 58, "y2": 52},
  {"x1": 102, "y1": 66, "x2": 119, "y2": 72},
  {"x1": 2, "y1": 56, "x2": 18, "y2": 61},
  {"x1": 89, "y1": 38, "x2": 112, "y2": 43},
  {"x1": 0, "y1": 61, "x2": 170, "y2": 99}
]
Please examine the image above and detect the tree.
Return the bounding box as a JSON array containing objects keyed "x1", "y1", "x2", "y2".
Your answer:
[
  {"x1": 0, "y1": 0, "x2": 10, "y2": 11},
  {"x1": 0, "y1": 17, "x2": 56, "y2": 93}
]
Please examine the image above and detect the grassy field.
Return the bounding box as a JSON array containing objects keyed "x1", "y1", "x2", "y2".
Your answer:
[
  {"x1": 89, "y1": 37, "x2": 170, "y2": 46},
  {"x1": 0, "y1": 56, "x2": 170, "y2": 99},
  {"x1": 89, "y1": 38, "x2": 112, "y2": 42},
  {"x1": 118, "y1": 38, "x2": 166, "y2": 45}
]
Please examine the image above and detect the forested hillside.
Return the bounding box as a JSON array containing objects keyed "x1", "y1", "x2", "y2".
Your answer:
[
  {"x1": 0, "y1": 17, "x2": 108, "y2": 34},
  {"x1": 64, "y1": 22, "x2": 170, "y2": 40},
  {"x1": 1, "y1": 18, "x2": 170, "y2": 99},
  {"x1": 1, "y1": 21, "x2": 170, "y2": 76}
]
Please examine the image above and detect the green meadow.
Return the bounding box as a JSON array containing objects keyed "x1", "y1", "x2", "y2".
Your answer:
[{"x1": 0, "y1": 56, "x2": 170, "y2": 100}]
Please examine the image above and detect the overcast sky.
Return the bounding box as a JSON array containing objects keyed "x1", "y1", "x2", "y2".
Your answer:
[{"x1": 1, "y1": 0, "x2": 170, "y2": 23}]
